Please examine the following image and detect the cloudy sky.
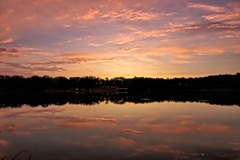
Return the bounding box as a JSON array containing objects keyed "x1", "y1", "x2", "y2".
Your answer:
[{"x1": 0, "y1": 0, "x2": 239, "y2": 78}]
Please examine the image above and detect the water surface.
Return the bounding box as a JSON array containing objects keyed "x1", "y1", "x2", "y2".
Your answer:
[{"x1": 0, "y1": 101, "x2": 239, "y2": 160}]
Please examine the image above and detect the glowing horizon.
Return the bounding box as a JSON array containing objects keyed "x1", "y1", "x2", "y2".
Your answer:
[{"x1": 0, "y1": 0, "x2": 239, "y2": 78}]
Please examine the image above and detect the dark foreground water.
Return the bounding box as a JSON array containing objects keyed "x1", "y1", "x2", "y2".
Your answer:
[{"x1": 0, "y1": 100, "x2": 240, "y2": 160}]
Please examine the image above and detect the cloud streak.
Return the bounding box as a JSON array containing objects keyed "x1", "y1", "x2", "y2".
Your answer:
[
  {"x1": 0, "y1": 47, "x2": 21, "y2": 57},
  {"x1": 101, "y1": 9, "x2": 158, "y2": 21},
  {"x1": 0, "y1": 38, "x2": 13, "y2": 44},
  {"x1": 0, "y1": 61, "x2": 66, "y2": 72},
  {"x1": 188, "y1": 3, "x2": 225, "y2": 12}
]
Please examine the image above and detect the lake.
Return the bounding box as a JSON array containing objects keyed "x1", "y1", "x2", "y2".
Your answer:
[{"x1": 0, "y1": 99, "x2": 239, "y2": 160}]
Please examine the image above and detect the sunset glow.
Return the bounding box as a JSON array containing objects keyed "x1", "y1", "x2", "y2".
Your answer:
[{"x1": 0, "y1": 0, "x2": 239, "y2": 78}]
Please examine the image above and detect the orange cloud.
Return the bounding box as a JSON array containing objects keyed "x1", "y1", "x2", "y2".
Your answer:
[
  {"x1": 124, "y1": 129, "x2": 143, "y2": 134},
  {"x1": 83, "y1": 9, "x2": 99, "y2": 20},
  {"x1": 18, "y1": 46, "x2": 41, "y2": 51},
  {"x1": 32, "y1": 0, "x2": 64, "y2": 6},
  {"x1": 140, "y1": 49, "x2": 187, "y2": 65},
  {"x1": 31, "y1": 125, "x2": 50, "y2": 130},
  {"x1": 150, "y1": 124, "x2": 192, "y2": 134},
  {"x1": 225, "y1": 20, "x2": 240, "y2": 25},
  {"x1": 149, "y1": 46, "x2": 225, "y2": 59},
  {"x1": 117, "y1": 137, "x2": 136, "y2": 147},
  {"x1": 196, "y1": 124, "x2": 230, "y2": 132},
  {"x1": 146, "y1": 122, "x2": 230, "y2": 135},
  {"x1": 88, "y1": 118, "x2": 116, "y2": 123},
  {"x1": 60, "y1": 117, "x2": 116, "y2": 128},
  {"x1": 61, "y1": 53, "x2": 93, "y2": 59},
  {"x1": 61, "y1": 122, "x2": 92, "y2": 127},
  {"x1": 0, "y1": 139, "x2": 8, "y2": 146},
  {"x1": 0, "y1": 38, "x2": 13, "y2": 44}
]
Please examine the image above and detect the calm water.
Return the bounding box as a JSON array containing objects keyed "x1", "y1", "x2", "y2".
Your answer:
[{"x1": 0, "y1": 101, "x2": 239, "y2": 160}]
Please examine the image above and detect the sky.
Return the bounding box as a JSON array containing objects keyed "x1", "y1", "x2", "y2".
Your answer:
[{"x1": 0, "y1": 0, "x2": 239, "y2": 78}]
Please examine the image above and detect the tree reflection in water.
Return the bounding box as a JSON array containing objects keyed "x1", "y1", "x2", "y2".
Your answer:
[
  {"x1": 0, "y1": 97, "x2": 239, "y2": 160},
  {"x1": 0, "y1": 91, "x2": 239, "y2": 108}
]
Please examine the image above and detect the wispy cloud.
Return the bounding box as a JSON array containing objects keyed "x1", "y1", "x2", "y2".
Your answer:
[
  {"x1": 101, "y1": 9, "x2": 158, "y2": 21},
  {"x1": 0, "y1": 38, "x2": 13, "y2": 44},
  {"x1": 124, "y1": 129, "x2": 143, "y2": 134},
  {"x1": 119, "y1": 47, "x2": 142, "y2": 52},
  {"x1": 83, "y1": 9, "x2": 99, "y2": 20},
  {"x1": 219, "y1": 31, "x2": 240, "y2": 39},
  {"x1": 188, "y1": 3, "x2": 225, "y2": 12},
  {"x1": 116, "y1": 137, "x2": 136, "y2": 147},
  {"x1": 61, "y1": 53, "x2": 117, "y2": 63},
  {"x1": 0, "y1": 47, "x2": 22, "y2": 57},
  {"x1": 16, "y1": 46, "x2": 60, "y2": 56},
  {"x1": 60, "y1": 117, "x2": 116, "y2": 128},
  {"x1": 107, "y1": 28, "x2": 166, "y2": 45},
  {"x1": 0, "y1": 61, "x2": 66, "y2": 72},
  {"x1": 53, "y1": 37, "x2": 82, "y2": 45},
  {"x1": 203, "y1": 13, "x2": 240, "y2": 22}
]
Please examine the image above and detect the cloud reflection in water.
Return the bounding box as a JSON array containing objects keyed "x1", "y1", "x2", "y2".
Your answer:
[{"x1": 0, "y1": 102, "x2": 239, "y2": 160}]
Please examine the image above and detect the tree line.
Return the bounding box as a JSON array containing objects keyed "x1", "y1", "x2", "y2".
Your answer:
[{"x1": 0, "y1": 73, "x2": 240, "y2": 93}]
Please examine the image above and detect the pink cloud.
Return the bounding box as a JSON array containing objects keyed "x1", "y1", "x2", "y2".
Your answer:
[
  {"x1": 88, "y1": 118, "x2": 116, "y2": 123},
  {"x1": 208, "y1": 24, "x2": 237, "y2": 29},
  {"x1": 107, "y1": 28, "x2": 166, "y2": 45},
  {"x1": 203, "y1": 13, "x2": 240, "y2": 22},
  {"x1": 188, "y1": 3, "x2": 225, "y2": 12},
  {"x1": 0, "y1": 47, "x2": 21, "y2": 57},
  {"x1": 53, "y1": 37, "x2": 82, "y2": 45},
  {"x1": 101, "y1": 9, "x2": 158, "y2": 21},
  {"x1": 32, "y1": 0, "x2": 64, "y2": 6},
  {"x1": 143, "y1": 121, "x2": 231, "y2": 135},
  {"x1": 124, "y1": 129, "x2": 143, "y2": 134},
  {"x1": 31, "y1": 125, "x2": 50, "y2": 130},
  {"x1": 10, "y1": 46, "x2": 62, "y2": 59},
  {"x1": 117, "y1": 137, "x2": 136, "y2": 147},
  {"x1": 31, "y1": 51, "x2": 59, "y2": 56},
  {"x1": 60, "y1": 53, "x2": 117, "y2": 63},
  {"x1": 0, "y1": 38, "x2": 13, "y2": 44},
  {"x1": 0, "y1": 61, "x2": 66, "y2": 73},
  {"x1": 60, "y1": 122, "x2": 92, "y2": 127}
]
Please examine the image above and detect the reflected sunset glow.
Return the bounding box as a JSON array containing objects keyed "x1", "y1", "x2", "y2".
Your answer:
[{"x1": 0, "y1": 102, "x2": 239, "y2": 159}]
